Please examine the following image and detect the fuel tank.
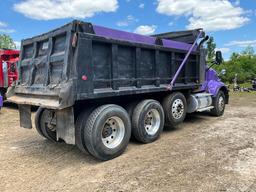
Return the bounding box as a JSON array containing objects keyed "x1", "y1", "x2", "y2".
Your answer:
[{"x1": 187, "y1": 93, "x2": 213, "y2": 113}]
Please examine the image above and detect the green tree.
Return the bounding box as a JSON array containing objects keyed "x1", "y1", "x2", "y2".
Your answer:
[
  {"x1": 0, "y1": 34, "x2": 16, "y2": 49},
  {"x1": 242, "y1": 45, "x2": 254, "y2": 57},
  {"x1": 230, "y1": 52, "x2": 240, "y2": 60},
  {"x1": 214, "y1": 46, "x2": 256, "y2": 83},
  {"x1": 206, "y1": 36, "x2": 216, "y2": 62}
]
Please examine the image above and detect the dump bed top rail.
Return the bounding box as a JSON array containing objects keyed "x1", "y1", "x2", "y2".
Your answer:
[
  {"x1": 93, "y1": 25, "x2": 202, "y2": 51},
  {"x1": 21, "y1": 21, "x2": 202, "y2": 52},
  {"x1": 152, "y1": 29, "x2": 205, "y2": 44}
]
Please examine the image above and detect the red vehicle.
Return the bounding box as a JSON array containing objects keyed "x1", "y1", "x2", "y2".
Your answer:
[{"x1": 0, "y1": 49, "x2": 19, "y2": 98}]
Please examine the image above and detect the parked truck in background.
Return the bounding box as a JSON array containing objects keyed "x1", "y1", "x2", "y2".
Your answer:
[
  {"x1": 0, "y1": 49, "x2": 19, "y2": 98},
  {"x1": 7, "y1": 21, "x2": 229, "y2": 160}
]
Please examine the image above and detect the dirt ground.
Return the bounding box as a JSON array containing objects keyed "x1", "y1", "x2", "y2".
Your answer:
[{"x1": 0, "y1": 93, "x2": 256, "y2": 192}]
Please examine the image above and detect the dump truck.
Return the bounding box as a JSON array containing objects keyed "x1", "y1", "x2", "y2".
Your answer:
[
  {"x1": 7, "y1": 21, "x2": 229, "y2": 160},
  {"x1": 0, "y1": 49, "x2": 19, "y2": 98}
]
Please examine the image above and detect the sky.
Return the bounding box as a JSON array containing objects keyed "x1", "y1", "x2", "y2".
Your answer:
[{"x1": 0, "y1": 0, "x2": 256, "y2": 60}]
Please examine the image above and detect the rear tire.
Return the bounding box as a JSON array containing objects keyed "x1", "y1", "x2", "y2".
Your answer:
[
  {"x1": 211, "y1": 90, "x2": 225, "y2": 116},
  {"x1": 35, "y1": 108, "x2": 58, "y2": 142},
  {"x1": 162, "y1": 92, "x2": 187, "y2": 128},
  {"x1": 124, "y1": 101, "x2": 139, "y2": 118},
  {"x1": 75, "y1": 107, "x2": 95, "y2": 153},
  {"x1": 83, "y1": 104, "x2": 131, "y2": 161},
  {"x1": 132, "y1": 99, "x2": 164, "y2": 143}
]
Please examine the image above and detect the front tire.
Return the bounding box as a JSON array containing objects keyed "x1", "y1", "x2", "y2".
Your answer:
[
  {"x1": 162, "y1": 92, "x2": 187, "y2": 128},
  {"x1": 83, "y1": 104, "x2": 131, "y2": 161},
  {"x1": 211, "y1": 90, "x2": 225, "y2": 116},
  {"x1": 132, "y1": 99, "x2": 164, "y2": 143}
]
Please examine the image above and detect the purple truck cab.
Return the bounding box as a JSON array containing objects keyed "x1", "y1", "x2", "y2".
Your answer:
[{"x1": 201, "y1": 68, "x2": 229, "y2": 102}]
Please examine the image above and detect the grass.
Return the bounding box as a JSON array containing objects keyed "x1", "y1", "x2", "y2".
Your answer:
[
  {"x1": 239, "y1": 82, "x2": 253, "y2": 88},
  {"x1": 225, "y1": 81, "x2": 255, "y2": 92},
  {"x1": 227, "y1": 80, "x2": 256, "y2": 97},
  {"x1": 230, "y1": 91, "x2": 256, "y2": 96}
]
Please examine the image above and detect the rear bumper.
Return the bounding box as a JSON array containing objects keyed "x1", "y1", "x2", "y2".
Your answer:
[
  {"x1": 7, "y1": 81, "x2": 75, "y2": 110},
  {"x1": 8, "y1": 94, "x2": 61, "y2": 109}
]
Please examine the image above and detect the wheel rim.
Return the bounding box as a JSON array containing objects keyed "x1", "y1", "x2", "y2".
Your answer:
[
  {"x1": 38, "y1": 109, "x2": 57, "y2": 141},
  {"x1": 144, "y1": 109, "x2": 161, "y2": 135},
  {"x1": 101, "y1": 116, "x2": 125, "y2": 149},
  {"x1": 171, "y1": 99, "x2": 184, "y2": 120},
  {"x1": 42, "y1": 110, "x2": 57, "y2": 132},
  {"x1": 218, "y1": 96, "x2": 225, "y2": 112}
]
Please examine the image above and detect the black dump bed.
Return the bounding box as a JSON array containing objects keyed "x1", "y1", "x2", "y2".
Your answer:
[{"x1": 8, "y1": 20, "x2": 205, "y2": 109}]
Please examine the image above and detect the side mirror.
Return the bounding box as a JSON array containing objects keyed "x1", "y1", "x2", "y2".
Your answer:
[{"x1": 215, "y1": 51, "x2": 223, "y2": 65}]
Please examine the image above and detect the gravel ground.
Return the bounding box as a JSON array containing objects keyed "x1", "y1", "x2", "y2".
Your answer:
[{"x1": 0, "y1": 93, "x2": 256, "y2": 192}]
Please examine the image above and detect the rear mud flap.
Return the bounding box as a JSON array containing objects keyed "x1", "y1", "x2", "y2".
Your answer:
[
  {"x1": 56, "y1": 107, "x2": 75, "y2": 145},
  {"x1": 18, "y1": 105, "x2": 32, "y2": 129}
]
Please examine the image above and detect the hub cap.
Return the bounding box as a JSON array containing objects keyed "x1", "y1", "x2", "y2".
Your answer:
[
  {"x1": 144, "y1": 109, "x2": 161, "y2": 135},
  {"x1": 172, "y1": 99, "x2": 184, "y2": 120},
  {"x1": 218, "y1": 96, "x2": 225, "y2": 112},
  {"x1": 101, "y1": 117, "x2": 125, "y2": 149}
]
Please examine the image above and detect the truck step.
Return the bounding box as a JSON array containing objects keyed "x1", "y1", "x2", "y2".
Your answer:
[{"x1": 196, "y1": 106, "x2": 214, "y2": 112}]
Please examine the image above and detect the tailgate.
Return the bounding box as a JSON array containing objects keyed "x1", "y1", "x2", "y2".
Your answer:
[{"x1": 8, "y1": 22, "x2": 77, "y2": 109}]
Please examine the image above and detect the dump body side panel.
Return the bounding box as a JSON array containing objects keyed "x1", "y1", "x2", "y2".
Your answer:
[{"x1": 75, "y1": 33, "x2": 200, "y2": 100}]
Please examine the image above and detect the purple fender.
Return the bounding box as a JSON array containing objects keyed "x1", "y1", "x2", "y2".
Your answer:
[
  {"x1": 203, "y1": 79, "x2": 226, "y2": 96},
  {"x1": 201, "y1": 68, "x2": 229, "y2": 103}
]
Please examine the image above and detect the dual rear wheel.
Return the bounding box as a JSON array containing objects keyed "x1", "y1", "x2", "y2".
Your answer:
[
  {"x1": 76, "y1": 104, "x2": 131, "y2": 160},
  {"x1": 162, "y1": 92, "x2": 187, "y2": 127},
  {"x1": 131, "y1": 100, "x2": 164, "y2": 143},
  {"x1": 75, "y1": 101, "x2": 165, "y2": 161}
]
